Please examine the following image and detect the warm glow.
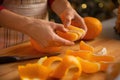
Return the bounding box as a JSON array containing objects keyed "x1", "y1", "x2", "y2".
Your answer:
[
  {"x1": 81, "y1": 3, "x2": 87, "y2": 9},
  {"x1": 23, "y1": 78, "x2": 40, "y2": 80},
  {"x1": 98, "y1": 2, "x2": 104, "y2": 8}
]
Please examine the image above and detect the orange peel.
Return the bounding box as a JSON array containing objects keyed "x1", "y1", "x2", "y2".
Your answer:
[
  {"x1": 51, "y1": 55, "x2": 82, "y2": 80},
  {"x1": 42, "y1": 56, "x2": 62, "y2": 68},
  {"x1": 18, "y1": 63, "x2": 50, "y2": 80},
  {"x1": 18, "y1": 40, "x2": 116, "y2": 80}
]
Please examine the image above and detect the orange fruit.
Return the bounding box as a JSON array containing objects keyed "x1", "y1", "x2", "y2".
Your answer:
[
  {"x1": 77, "y1": 57, "x2": 100, "y2": 73},
  {"x1": 18, "y1": 63, "x2": 50, "y2": 80},
  {"x1": 30, "y1": 39, "x2": 61, "y2": 53},
  {"x1": 90, "y1": 54, "x2": 115, "y2": 62},
  {"x1": 51, "y1": 55, "x2": 82, "y2": 80},
  {"x1": 79, "y1": 41, "x2": 94, "y2": 52},
  {"x1": 66, "y1": 49, "x2": 92, "y2": 60},
  {"x1": 99, "y1": 61, "x2": 113, "y2": 71},
  {"x1": 83, "y1": 17, "x2": 102, "y2": 40},
  {"x1": 42, "y1": 56, "x2": 62, "y2": 68},
  {"x1": 56, "y1": 25, "x2": 85, "y2": 41}
]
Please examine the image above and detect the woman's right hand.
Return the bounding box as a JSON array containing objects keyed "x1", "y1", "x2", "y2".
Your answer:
[
  {"x1": 0, "y1": 9, "x2": 74, "y2": 48},
  {"x1": 25, "y1": 18, "x2": 74, "y2": 48}
]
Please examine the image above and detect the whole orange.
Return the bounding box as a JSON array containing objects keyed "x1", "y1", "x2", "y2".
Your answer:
[{"x1": 83, "y1": 17, "x2": 102, "y2": 40}]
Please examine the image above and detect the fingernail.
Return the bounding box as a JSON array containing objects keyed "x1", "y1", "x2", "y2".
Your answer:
[
  {"x1": 71, "y1": 42, "x2": 75, "y2": 45},
  {"x1": 64, "y1": 28, "x2": 69, "y2": 32},
  {"x1": 65, "y1": 41, "x2": 75, "y2": 45}
]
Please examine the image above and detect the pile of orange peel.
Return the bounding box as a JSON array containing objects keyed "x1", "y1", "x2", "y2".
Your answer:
[{"x1": 18, "y1": 41, "x2": 115, "y2": 80}]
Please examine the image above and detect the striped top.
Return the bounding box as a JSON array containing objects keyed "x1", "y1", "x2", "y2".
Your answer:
[{"x1": 0, "y1": 0, "x2": 49, "y2": 49}]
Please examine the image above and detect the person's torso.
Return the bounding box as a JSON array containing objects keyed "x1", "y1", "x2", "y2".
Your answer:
[{"x1": 0, "y1": 0, "x2": 48, "y2": 49}]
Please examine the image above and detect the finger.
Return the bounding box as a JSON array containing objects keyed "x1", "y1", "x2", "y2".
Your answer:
[
  {"x1": 62, "y1": 15, "x2": 73, "y2": 27},
  {"x1": 54, "y1": 34, "x2": 75, "y2": 46},
  {"x1": 76, "y1": 15, "x2": 88, "y2": 32},
  {"x1": 57, "y1": 36, "x2": 75, "y2": 46},
  {"x1": 55, "y1": 24, "x2": 68, "y2": 32}
]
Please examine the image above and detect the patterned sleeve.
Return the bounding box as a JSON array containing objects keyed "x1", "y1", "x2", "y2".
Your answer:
[
  {"x1": 0, "y1": 6, "x2": 4, "y2": 11},
  {"x1": 0, "y1": 0, "x2": 4, "y2": 11},
  {"x1": 48, "y1": 0, "x2": 54, "y2": 8}
]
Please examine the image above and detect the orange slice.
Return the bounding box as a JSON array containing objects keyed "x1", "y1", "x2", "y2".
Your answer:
[
  {"x1": 79, "y1": 41, "x2": 94, "y2": 52},
  {"x1": 66, "y1": 49, "x2": 92, "y2": 60},
  {"x1": 56, "y1": 30, "x2": 79, "y2": 41},
  {"x1": 56, "y1": 25, "x2": 85, "y2": 41},
  {"x1": 99, "y1": 61, "x2": 113, "y2": 71},
  {"x1": 18, "y1": 63, "x2": 50, "y2": 80},
  {"x1": 66, "y1": 49, "x2": 115, "y2": 63},
  {"x1": 67, "y1": 26, "x2": 85, "y2": 39},
  {"x1": 90, "y1": 54, "x2": 115, "y2": 62},
  {"x1": 51, "y1": 55, "x2": 82, "y2": 80},
  {"x1": 77, "y1": 57, "x2": 100, "y2": 73}
]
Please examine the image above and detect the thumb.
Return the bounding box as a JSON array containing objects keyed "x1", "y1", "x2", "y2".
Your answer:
[
  {"x1": 54, "y1": 33, "x2": 75, "y2": 46},
  {"x1": 62, "y1": 15, "x2": 72, "y2": 27},
  {"x1": 55, "y1": 24, "x2": 68, "y2": 32}
]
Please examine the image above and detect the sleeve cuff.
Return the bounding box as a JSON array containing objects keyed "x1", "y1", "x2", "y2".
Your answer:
[
  {"x1": 0, "y1": 6, "x2": 5, "y2": 11},
  {"x1": 48, "y1": 0, "x2": 55, "y2": 8}
]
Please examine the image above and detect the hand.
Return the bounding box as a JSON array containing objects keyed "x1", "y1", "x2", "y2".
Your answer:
[
  {"x1": 0, "y1": 9, "x2": 74, "y2": 48},
  {"x1": 26, "y1": 18, "x2": 74, "y2": 48},
  {"x1": 51, "y1": 0, "x2": 87, "y2": 38},
  {"x1": 60, "y1": 8, "x2": 87, "y2": 33}
]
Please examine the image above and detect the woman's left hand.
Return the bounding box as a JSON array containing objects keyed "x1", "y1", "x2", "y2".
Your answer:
[
  {"x1": 51, "y1": 0, "x2": 87, "y2": 38},
  {"x1": 60, "y1": 8, "x2": 87, "y2": 33}
]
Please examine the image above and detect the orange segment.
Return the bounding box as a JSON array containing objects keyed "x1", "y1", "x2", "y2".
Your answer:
[
  {"x1": 77, "y1": 57, "x2": 100, "y2": 73},
  {"x1": 67, "y1": 25, "x2": 85, "y2": 39},
  {"x1": 66, "y1": 49, "x2": 92, "y2": 60},
  {"x1": 83, "y1": 17, "x2": 102, "y2": 40},
  {"x1": 79, "y1": 41, "x2": 94, "y2": 52},
  {"x1": 90, "y1": 54, "x2": 115, "y2": 62},
  {"x1": 51, "y1": 55, "x2": 82, "y2": 80},
  {"x1": 18, "y1": 63, "x2": 50, "y2": 80},
  {"x1": 56, "y1": 30, "x2": 79, "y2": 41},
  {"x1": 99, "y1": 61, "x2": 113, "y2": 71},
  {"x1": 30, "y1": 39, "x2": 61, "y2": 53},
  {"x1": 56, "y1": 25, "x2": 85, "y2": 41}
]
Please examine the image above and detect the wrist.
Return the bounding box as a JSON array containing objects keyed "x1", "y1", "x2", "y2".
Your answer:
[
  {"x1": 51, "y1": 0, "x2": 72, "y2": 16},
  {"x1": 18, "y1": 17, "x2": 35, "y2": 34}
]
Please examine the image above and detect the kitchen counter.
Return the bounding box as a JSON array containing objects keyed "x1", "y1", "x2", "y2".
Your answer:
[{"x1": 0, "y1": 17, "x2": 120, "y2": 80}]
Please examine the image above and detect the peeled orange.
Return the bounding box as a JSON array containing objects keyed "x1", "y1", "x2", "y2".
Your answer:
[{"x1": 56, "y1": 25, "x2": 85, "y2": 41}]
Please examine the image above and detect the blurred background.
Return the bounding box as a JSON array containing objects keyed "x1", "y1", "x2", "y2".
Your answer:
[{"x1": 49, "y1": 0, "x2": 119, "y2": 23}]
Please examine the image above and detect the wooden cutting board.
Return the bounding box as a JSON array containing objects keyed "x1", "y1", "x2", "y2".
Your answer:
[
  {"x1": 0, "y1": 37, "x2": 120, "y2": 80},
  {"x1": 0, "y1": 18, "x2": 120, "y2": 80}
]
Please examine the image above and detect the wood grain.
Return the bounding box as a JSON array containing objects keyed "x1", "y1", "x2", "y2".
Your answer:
[
  {"x1": 0, "y1": 18, "x2": 120, "y2": 80},
  {"x1": 0, "y1": 37, "x2": 120, "y2": 80}
]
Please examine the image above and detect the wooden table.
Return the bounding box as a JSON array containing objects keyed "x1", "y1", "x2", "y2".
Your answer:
[{"x1": 0, "y1": 17, "x2": 120, "y2": 80}]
